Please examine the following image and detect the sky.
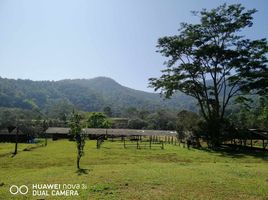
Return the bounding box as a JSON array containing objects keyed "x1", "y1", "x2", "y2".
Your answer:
[{"x1": 0, "y1": 0, "x2": 267, "y2": 92}]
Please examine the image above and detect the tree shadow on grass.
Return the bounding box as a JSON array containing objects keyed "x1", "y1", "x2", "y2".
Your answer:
[
  {"x1": 100, "y1": 146, "x2": 111, "y2": 149},
  {"x1": 0, "y1": 152, "x2": 12, "y2": 158},
  {"x1": 11, "y1": 153, "x2": 17, "y2": 158},
  {"x1": 198, "y1": 145, "x2": 268, "y2": 161},
  {"x1": 76, "y1": 168, "x2": 91, "y2": 176}
]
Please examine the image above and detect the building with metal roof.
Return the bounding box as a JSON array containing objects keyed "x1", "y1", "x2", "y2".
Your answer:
[{"x1": 45, "y1": 127, "x2": 177, "y2": 139}]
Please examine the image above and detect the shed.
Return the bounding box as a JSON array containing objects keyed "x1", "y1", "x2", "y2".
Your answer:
[
  {"x1": 45, "y1": 127, "x2": 71, "y2": 140},
  {"x1": 0, "y1": 128, "x2": 30, "y2": 143}
]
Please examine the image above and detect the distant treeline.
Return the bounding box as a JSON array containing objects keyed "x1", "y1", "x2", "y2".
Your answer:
[{"x1": 0, "y1": 77, "x2": 196, "y2": 116}]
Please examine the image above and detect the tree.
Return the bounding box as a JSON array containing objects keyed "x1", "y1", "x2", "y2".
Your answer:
[
  {"x1": 103, "y1": 106, "x2": 112, "y2": 117},
  {"x1": 146, "y1": 110, "x2": 176, "y2": 130},
  {"x1": 123, "y1": 107, "x2": 138, "y2": 118},
  {"x1": 149, "y1": 4, "x2": 268, "y2": 148},
  {"x1": 0, "y1": 110, "x2": 19, "y2": 155},
  {"x1": 46, "y1": 99, "x2": 73, "y2": 121},
  {"x1": 227, "y1": 96, "x2": 268, "y2": 140},
  {"x1": 258, "y1": 97, "x2": 268, "y2": 130},
  {"x1": 176, "y1": 110, "x2": 201, "y2": 147},
  {"x1": 137, "y1": 110, "x2": 150, "y2": 120},
  {"x1": 69, "y1": 111, "x2": 85, "y2": 169},
  {"x1": 128, "y1": 118, "x2": 148, "y2": 129},
  {"x1": 87, "y1": 112, "x2": 111, "y2": 128}
]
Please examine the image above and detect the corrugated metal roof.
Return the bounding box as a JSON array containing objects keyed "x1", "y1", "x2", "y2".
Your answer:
[
  {"x1": 83, "y1": 128, "x2": 107, "y2": 135},
  {"x1": 46, "y1": 127, "x2": 177, "y2": 136},
  {"x1": 0, "y1": 128, "x2": 25, "y2": 135},
  {"x1": 94, "y1": 129, "x2": 177, "y2": 136},
  {"x1": 45, "y1": 127, "x2": 70, "y2": 134}
]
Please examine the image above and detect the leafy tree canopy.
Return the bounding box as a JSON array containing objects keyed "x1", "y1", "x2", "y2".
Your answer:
[
  {"x1": 87, "y1": 112, "x2": 111, "y2": 128},
  {"x1": 149, "y1": 4, "x2": 268, "y2": 147}
]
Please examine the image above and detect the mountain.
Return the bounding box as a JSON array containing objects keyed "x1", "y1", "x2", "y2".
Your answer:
[{"x1": 0, "y1": 76, "x2": 197, "y2": 115}]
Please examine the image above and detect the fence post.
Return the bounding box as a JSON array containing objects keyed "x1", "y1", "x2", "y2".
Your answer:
[{"x1": 98, "y1": 139, "x2": 100, "y2": 149}]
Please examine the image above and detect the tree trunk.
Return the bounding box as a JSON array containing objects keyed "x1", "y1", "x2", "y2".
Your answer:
[
  {"x1": 204, "y1": 118, "x2": 222, "y2": 149},
  {"x1": 77, "y1": 156, "x2": 80, "y2": 169},
  {"x1": 14, "y1": 127, "x2": 18, "y2": 155},
  {"x1": 45, "y1": 132, "x2": 47, "y2": 146},
  {"x1": 195, "y1": 137, "x2": 201, "y2": 148}
]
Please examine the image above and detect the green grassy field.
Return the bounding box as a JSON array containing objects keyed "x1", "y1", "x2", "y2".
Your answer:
[{"x1": 0, "y1": 139, "x2": 268, "y2": 200}]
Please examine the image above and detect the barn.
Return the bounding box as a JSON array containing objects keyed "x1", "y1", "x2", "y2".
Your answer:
[{"x1": 0, "y1": 128, "x2": 32, "y2": 143}]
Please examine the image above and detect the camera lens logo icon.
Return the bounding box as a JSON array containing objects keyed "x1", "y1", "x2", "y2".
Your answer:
[{"x1": 9, "y1": 185, "x2": 28, "y2": 195}]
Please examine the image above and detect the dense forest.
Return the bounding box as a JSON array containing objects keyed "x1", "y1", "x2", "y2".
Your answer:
[{"x1": 0, "y1": 76, "x2": 196, "y2": 117}]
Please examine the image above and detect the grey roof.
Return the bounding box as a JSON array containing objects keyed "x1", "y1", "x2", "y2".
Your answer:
[
  {"x1": 0, "y1": 129, "x2": 9, "y2": 134},
  {"x1": 248, "y1": 129, "x2": 268, "y2": 139},
  {"x1": 83, "y1": 128, "x2": 107, "y2": 135},
  {"x1": 45, "y1": 127, "x2": 70, "y2": 134},
  {"x1": 46, "y1": 127, "x2": 177, "y2": 136},
  {"x1": 0, "y1": 128, "x2": 24, "y2": 135},
  {"x1": 90, "y1": 129, "x2": 177, "y2": 136}
]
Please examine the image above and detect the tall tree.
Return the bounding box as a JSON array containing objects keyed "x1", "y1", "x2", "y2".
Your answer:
[
  {"x1": 69, "y1": 111, "x2": 85, "y2": 169},
  {"x1": 149, "y1": 4, "x2": 268, "y2": 147},
  {"x1": 87, "y1": 112, "x2": 111, "y2": 128},
  {"x1": 0, "y1": 110, "x2": 19, "y2": 155}
]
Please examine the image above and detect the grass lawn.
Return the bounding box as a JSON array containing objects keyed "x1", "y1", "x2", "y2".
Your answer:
[{"x1": 0, "y1": 139, "x2": 267, "y2": 200}]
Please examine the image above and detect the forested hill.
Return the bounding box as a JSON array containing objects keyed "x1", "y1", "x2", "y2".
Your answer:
[{"x1": 0, "y1": 77, "x2": 196, "y2": 114}]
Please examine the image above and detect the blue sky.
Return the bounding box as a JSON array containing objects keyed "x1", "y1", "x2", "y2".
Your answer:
[{"x1": 0, "y1": 0, "x2": 267, "y2": 92}]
